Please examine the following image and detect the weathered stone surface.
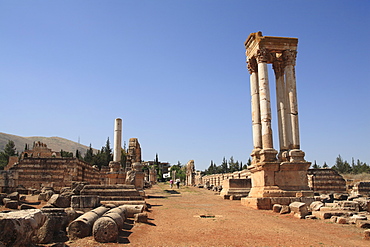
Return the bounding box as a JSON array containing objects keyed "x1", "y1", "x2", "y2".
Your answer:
[
  {"x1": 310, "y1": 201, "x2": 324, "y2": 211},
  {"x1": 92, "y1": 206, "x2": 127, "y2": 243},
  {"x1": 5, "y1": 200, "x2": 18, "y2": 209},
  {"x1": 330, "y1": 216, "x2": 338, "y2": 223},
  {"x1": 349, "y1": 215, "x2": 367, "y2": 224},
  {"x1": 273, "y1": 204, "x2": 282, "y2": 213},
  {"x1": 122, "y1": 205, "x2": 145, "y2": 218},
  {"x1": 71, "y1": 195, "x2": 100, "y2": 209},
  {"x1": 312, "y1": 210, "x2": 348, "y2": 220},
  {"x1": 134, "y1": 212, "x2": 148, "y2": 223},
  {"x1": 364, "y1": 229, "x2": 370, "y2": 240},
  {"x1": 36, "y1": 208, "x2": 69, "y2": 244},
  {"x1": 356, "y1": 220, "x2": 370, "y2": 229},
  {"x1": 289, "y1": 202, "x2": 308, "y2": 219},
  {"x1": 67, "y1": 206, "x2": 109, "y2": 239},
  {"x1": 7, "y1": 192, "x2": 19, "y2": 201},
  {"x1": 0, "y1": 209, "x2": 46, "y2": 246},
  {"x1": 280, "y1": 205, "x2": 290, "y2": 214},
  {"x1": 338, "y1": 201, "x2": 360, "y2": 212},
  {"x1": 353, "y1": 198, "x2": 370, "y2": 212},
  {"x1": 48, "y1": 194, "x2": 70, "y2": 208},
  {"x1": 336, "y1": 217, "x2": 348, "y2": 224}
]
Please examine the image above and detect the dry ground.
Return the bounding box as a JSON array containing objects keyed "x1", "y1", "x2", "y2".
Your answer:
[{"x1": 65, "y1": 183, "x2": 368, "y2": 247}]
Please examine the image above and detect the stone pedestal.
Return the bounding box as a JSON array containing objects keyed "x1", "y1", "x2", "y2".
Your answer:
[{"x1": 220, "y1": 179, "x2": 251, "y2": 198}]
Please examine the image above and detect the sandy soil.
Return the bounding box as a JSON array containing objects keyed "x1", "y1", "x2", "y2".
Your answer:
[{"x1": 64, "y1": 183, "x2": 369, "y2": 247}]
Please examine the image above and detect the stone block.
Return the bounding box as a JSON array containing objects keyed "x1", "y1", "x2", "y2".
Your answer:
[
  {"x1": 270, "y1": 197, "x2": 290, "y2": 206},
  {"x1": 349, "y1": 215, "x2": 367, "y2": 224},
  {"x1": 280, "y1": 205, "x2": 290, "y2": 214},
  {"x1": 7, "y1": 192, "x2": 19, "y2": 201},
  {"x1": 134, "y1": 212, "x2": 148, "y2": 223},
  {"x1": 273, "y1": 204, "x2": 282, "y2": 213},
  {"x1": 310, "y1": 201, "x2": 324, "y2": 211},
  {"x1": 0, "y1": 209, "x2": 46, "y2": 246},
  {"x1": 71, "y1": 195, "x2": 100, "y2": 209},
  {"x1": 289, "y1": 201, "x2": 308, "y2": 219},
  {"x1": 300, "y1": 197, "x2": 315, "y2": 206},
  {"x1": 338, "y1": 201, "x2": 360, "y2": 212},
  {"x1": 305, "y1": 215, "x2": 317, "y2": 219},
  {"x1": 241, "y1": 197, "x2": 271, "y2": 210},
  {"x1": 312, "y1": 210, "x2": 347, "y2": 220},
  {"x1": 5, "y1": 200, "x2": 18, "y2": 209},
  {"x1": 336, "y1": 217, "x2": 348, "y2": 224},
  {"x1": 48, "y1": 194, "x2": 70, "y2": 208},
  {"x1": 364, "y1": 229, "x2": 370, "y2": 240},
  {"x1": 356, "y1": 220, "x2": 370, "y2": 229},
  {"x1": 330, "y1": 216, "x2": 338, "y2": 223}
]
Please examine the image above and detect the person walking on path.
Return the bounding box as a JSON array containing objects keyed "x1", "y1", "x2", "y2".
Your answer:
[
  {"x1": 175, "y1": 178, "x2": 180, "y2": 189},
  {"x1": 169, "y1": 179, "x2": 173, "y2": 188}
]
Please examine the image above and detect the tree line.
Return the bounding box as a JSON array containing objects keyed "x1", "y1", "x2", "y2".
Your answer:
[{"x1": 203, "y1": 157, "x2": 251, "y2": 175}]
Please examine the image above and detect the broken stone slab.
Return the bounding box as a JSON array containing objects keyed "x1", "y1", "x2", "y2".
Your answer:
[
  {"x1": 134, "y1": 212, "x2": 148, "y2": 223},
  {"x1": 121, "y1": 205, "x2": 145, "y2": 218},
  {"x1": 36, "y1": 208, "x2": 69, "y2": 244},
  {"x1": 280, "y1": 205, "x2": 290, "y2": 214},
  {"x1": 364, "y1": 229, "x2": 370, "y2": 240},
  {"x1": 305, "y1": 215, "x2": 317, "y2": 220},
  {"x1": 333, "y1": 193, "x2": 348, "y2": 200},
  {"x1": 7, "y1": 192, "x2": 19, "y2": 201},
  {"x1": 330, "y1": 216, "x2": 338, "y2": 223},
  {"x1": 48, "y1": 194, "x2": 70, "y2": 208},
  {"x1": 349, "y1": 214, "x2": 368, "y2": 224},
  {"x1": 312, "y1": 210, "x2": 350, "y2": 220},
  {"x1": 5, "y1": 200, "x2": 18, "y2": 209},
  {"x1": 336, "y1": 217, "x2": 348, "y2": 224},
  {"x1": 353, "y1": 198, "x2": 370, "y2": 212},
  {"x1": 338, "y1": 201, "x2": 360, "y2": 212},
  {"x1": 356, "y1": 220, "x2": 370, "y2": 229},
  {"x1": 289, "y1": 202, "x2": 308, "y2": 219},
  {"x1": 310, "y1": 201, "x2": 324, "y2": 211},
  {"x1": 100, "y1": 200, "x2": 146, "y2": 207},
  {"x1": 0, "y1": 209, "x2": 46, "y2": 246},
  {"x1": 67, "y1": 206, "x2": 110, "y2": 239},
  {"x1": 272, "y1": 204, "x2": 282, "y2": 213}
]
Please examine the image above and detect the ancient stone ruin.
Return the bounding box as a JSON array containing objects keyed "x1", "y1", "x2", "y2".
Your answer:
[{"x1": 242, "y1": 31, "x2": 312, "y2": 209}]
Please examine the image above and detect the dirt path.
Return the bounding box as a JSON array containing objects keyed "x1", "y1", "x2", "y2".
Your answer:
[{"x1": 68, "y1": 183, "x2": 368, "y2": 246}]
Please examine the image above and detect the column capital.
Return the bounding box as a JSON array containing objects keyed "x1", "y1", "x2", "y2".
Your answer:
[
  {"x1": 272, "y1": 59, "x2": 284, "y2": 78},
  {"x1": 283, "y1": 49, "x2": 297, "y2": 66},
  {"x1": 247, "y1": 58, "x2": 258, "y2": 74},
  {"x1": 256, "y1": 48, "x2": 271, "y2": 63}
]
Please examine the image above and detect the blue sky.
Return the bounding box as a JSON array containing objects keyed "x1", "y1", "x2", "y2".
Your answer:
[{"x1": 1, "y1": 1, "x2": 369, "y2": 171}]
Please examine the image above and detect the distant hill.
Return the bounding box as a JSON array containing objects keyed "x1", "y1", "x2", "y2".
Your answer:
[{"x1": 0, "y1": 132, "x2": 94, "y2": 156}]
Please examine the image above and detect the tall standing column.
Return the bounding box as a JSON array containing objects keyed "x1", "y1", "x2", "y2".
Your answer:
[
  {"x1": 256, "y1": 49, "x2": 274, "y2": 150},
  {"x1": 273, "y1": 58, "x2": 290, "y2": 159},
  {"x1": 283, "y1": 50, "x2": 299, "y2": 150},
  {"x1": 113, "y1": 118, "x2": 122, "y2": 162},
  {"x1": 248, "y1": 58, "x2": 262, "y2": 163}
]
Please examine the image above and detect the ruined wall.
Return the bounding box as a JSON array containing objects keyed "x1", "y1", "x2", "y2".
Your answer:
[
  {"x1": 307, "y1": 168, "x2": 346, "y2": 194},
  {"x1": 8, "y1": 157, "x2": 101, "y2": 191},
  {"x1": 202, "y1": 170, "x2": 251, "y2": 187}
]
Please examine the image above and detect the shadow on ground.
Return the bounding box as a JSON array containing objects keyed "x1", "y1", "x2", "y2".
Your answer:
[{"x1": 164, "y1": 190, "x2": 181, "y2": 194}]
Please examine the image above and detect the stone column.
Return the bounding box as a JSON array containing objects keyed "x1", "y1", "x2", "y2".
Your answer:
[
  {"x1": 248, "y1": 58, "x2": 262, "y2": 163},
  {"x1": 113, "y1": 118, "x2": 122, "y2": 163},
  {"x1": 256, "y1": 49, "x2": 277, "y2": 161},
  {"x1": 283, "y1": 50, "x2": 305, "y2": 161},
  {"x1": 273, "y1": 58, "x2": 290, "y2": 160}
]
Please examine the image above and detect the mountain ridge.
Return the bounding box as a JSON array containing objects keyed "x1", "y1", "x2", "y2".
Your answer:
[{"x1": 0, "y1": 132, "x2": 94, "y2": 156}]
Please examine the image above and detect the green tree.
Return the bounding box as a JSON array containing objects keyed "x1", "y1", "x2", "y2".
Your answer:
[
  {"x1": 84, "y1": 144, "x2": 94, "y2": 164},
  {"x1": 220, "y1": 157, "x2": 228, "y2": 173},
  {"x1": 170, "y1": 161, "x2": 186, "y2": 181},
  {"x1": 60, "y1": 149, "x2": 73, "y2": 158},
  {"x1": 0, "y1": 140, "x2": 18, "y2": 169},
  {"x1": 228, "y1": 156, "x2": 239, "y2": 173},
  {"x1": 312, "y1": 160, "x2": 321, "y2": 169},
  {"x1": 332, "y1": 155, "x2": 352, "y2": 174}
]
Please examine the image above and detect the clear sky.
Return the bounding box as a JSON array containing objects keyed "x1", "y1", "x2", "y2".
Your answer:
[{"x1": 1, "y1": 1, "x2": 369, "y2": 171}]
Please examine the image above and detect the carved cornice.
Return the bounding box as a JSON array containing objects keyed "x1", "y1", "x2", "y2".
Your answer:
[
  {"x1": 283, "y1": 49, "x2": 297, "y2": 66},
  {"x1": 247, "y1": 58, "x2": 258, "y2": 74}
]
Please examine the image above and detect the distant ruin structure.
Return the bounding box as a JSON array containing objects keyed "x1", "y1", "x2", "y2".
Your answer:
[
  {"x1": 185, "y1": 160, "x2": 195, "y2": 186},
  {"x1": 243, "y1": 32, "x2": 312, "y2": 209},
  {"x1": 1, "y1": 142, "x2": 100, "y2": 192},
  {"x1": 126, "y1": 138, "x2": 142, "y2": 170},
  {"x1": 107, "y1": 118, "x2": 125, "y2": 184}
]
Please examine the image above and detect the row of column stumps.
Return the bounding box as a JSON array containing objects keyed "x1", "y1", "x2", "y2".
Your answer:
[{"x1": 246, "y1": 31, "x2": 305, "y2": 164}]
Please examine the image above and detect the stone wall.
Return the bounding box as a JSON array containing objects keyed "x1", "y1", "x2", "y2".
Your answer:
[
  {"x1": 6, "y1": 157, "x2": 101, "y2": 191},
  {"x1": 307, "y1": 168, "x2": 346, "y2": 194}
]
